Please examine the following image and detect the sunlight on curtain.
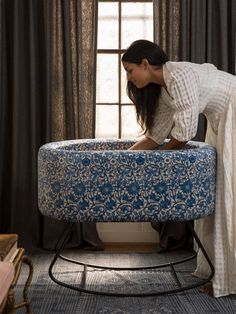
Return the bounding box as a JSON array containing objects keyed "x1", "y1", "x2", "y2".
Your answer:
[
  {"x1": 153, "y1": 0, "x2": 180, "y2": 61},
  {"x1": 41, "y1": 0, "x2": 102, "y2": 250},
  {"x1": 46, "y1": 0, "x2": 98, "y2": 140}
]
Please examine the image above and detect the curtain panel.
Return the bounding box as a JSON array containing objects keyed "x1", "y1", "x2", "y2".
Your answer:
[
  {"x1": 0, "y1": 0, "x2": 47, "y2": 248},
  {"x1": 42, "y1": 0, "x2": 102, "y2": 250},
  {"x1": 153, "y1": 0, "x2": 181, "y2": 61},
  {"x1": 0, "y1": 0, "x2": 102, "y2": 250},
  {"x1": 153, "y1": 0, "x2": 236, "y2": 73},
  {"x1": 44, "y1": 0, "x2": 98, "y2": 141},
  {"x1": 179, "y1": 0, "x2": 236, "y2": 74}
]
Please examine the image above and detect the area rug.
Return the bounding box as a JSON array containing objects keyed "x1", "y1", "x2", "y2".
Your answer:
[{"x1": 15, "y1": 250, "x2": 236, "y2": 314}]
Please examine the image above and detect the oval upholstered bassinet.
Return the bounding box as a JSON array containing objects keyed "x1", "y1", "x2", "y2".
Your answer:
[{"x1": 38, "y1": 139, "x2": 217, "y2": 296}]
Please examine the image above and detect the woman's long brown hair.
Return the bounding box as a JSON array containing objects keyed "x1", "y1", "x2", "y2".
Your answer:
[{"x1": 122, "y1": 40, "x2": 168, "y2": 133}]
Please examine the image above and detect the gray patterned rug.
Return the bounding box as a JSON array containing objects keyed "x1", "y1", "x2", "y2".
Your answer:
[{"x1": 15, "y1": 250, "x2": 236, "y2": 314}]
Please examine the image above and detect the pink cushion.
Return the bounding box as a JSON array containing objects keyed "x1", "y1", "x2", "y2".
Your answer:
[{"x1": 0, "y1": 262, "x2": 14, "y2": 304}]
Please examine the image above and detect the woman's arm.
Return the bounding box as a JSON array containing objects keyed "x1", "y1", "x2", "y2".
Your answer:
[
  {"x1": 159, "y1": 136, "x2": 187, "y2": 150},
  {"x1": 129, "y1": 136, "x2": 187, "y2": 150},
  {"x1": 129, "y1": 137, "x2": 159, "y2": 150}
]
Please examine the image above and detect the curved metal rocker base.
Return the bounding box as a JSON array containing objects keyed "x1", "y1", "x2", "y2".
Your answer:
[{"x1": 49, "y1": 221, "x2": 215, "y2": 297}]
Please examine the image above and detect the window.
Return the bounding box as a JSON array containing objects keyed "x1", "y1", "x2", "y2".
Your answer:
[{"x1": 96, "y1": 0, "x2": 153, "y2": 139}]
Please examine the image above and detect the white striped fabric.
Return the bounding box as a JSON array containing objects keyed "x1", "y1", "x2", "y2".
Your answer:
[
  {"x1": 146, "y1": 61, "x2": 236, "y2": 146},
  {"x1": 146, "y1": 60, "x2": 236, "y2": 297}
]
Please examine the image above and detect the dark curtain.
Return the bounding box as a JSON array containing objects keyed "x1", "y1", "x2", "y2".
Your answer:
[
  {"x1": 0, "y1": 0, "x2": 103, "y2": 251},
  {"x1": 152, "y1": 0, "x2": 236, "y2": 251},
  {"x1": 180, "y1": 0, "x2": 236, "y2": 74}
]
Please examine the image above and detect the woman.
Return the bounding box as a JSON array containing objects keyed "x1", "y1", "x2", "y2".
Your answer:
[{"x1": 122, "y1": 39, "x2": 236, "y2": 298}]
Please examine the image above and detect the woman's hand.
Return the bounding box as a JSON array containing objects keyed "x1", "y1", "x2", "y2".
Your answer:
[
  {"x1": 159, "y1": 137, "x2": 187, "y2": 150},
  {"x1": 129, "y1": 136, "x2": 187, "y2": 150}
]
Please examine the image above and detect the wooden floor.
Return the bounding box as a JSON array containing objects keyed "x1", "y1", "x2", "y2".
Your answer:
[{"x1": 103, "y1": 243, "x2": 158, "y2": 253}]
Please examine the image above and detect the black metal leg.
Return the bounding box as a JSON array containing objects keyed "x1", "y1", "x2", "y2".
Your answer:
[{"x1": 48, "y1": 221, "x2": 215, "y2": 297}]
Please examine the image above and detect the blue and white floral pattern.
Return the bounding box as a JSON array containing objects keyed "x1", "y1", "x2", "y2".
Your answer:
[{"x1": 38, "y1": 139, "x2": 216, "y2": 223}]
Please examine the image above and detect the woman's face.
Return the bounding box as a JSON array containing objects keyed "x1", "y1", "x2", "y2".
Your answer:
[{"x1": 122, "y1": 61, "x2": 150, "y2": 88}]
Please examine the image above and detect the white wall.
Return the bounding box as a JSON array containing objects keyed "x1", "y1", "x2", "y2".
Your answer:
[{"x1": 97, "y1": 222, "x2": 159, "y2": 243}]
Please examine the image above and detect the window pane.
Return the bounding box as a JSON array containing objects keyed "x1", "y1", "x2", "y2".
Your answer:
[
  {"x1": 121, "y1": 105, "x2": 142, "y2": 138},
  {"x1": 96, "y1": 105, "x2": 119, "y2": 138},
  {"x1": 98, "y1": 3, "x2": 118, "y2": 49},
  {"x1": 96, "y1": 54, "x2": 118, "y2": 103},
  {"x1": 121, "y1": 3, "x2": 153, "y2": 49},
  {"x1": 121, "y1": 66, "x2": 131, "y2": 104}
]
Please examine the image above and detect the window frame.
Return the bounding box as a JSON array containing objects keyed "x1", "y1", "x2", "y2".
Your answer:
[{"x1": 96, "y1": 0, "x2": 153, "y2": 138}]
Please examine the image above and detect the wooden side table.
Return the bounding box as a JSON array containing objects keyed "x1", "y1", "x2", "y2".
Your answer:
[{"x1": 3, "y1": 248, "x2": 33, "y2": 314}]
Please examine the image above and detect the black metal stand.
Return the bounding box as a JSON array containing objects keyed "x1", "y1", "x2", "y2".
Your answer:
[{"x1": 48, "y1": 221, "x2": 214, "y2": 297}]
